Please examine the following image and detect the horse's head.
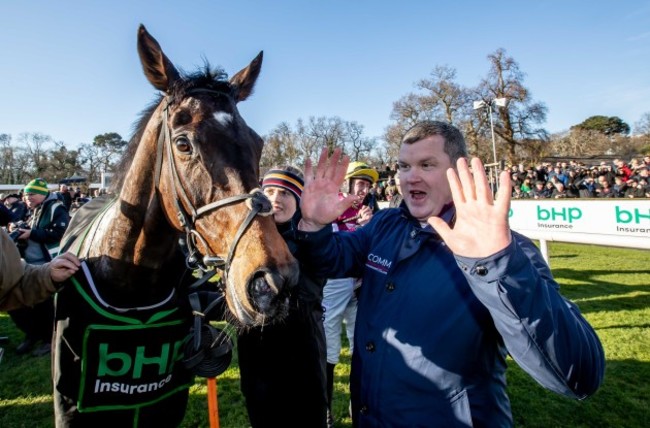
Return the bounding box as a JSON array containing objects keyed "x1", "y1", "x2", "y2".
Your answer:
[{"x1": 134, "y1": 25, "x2": 298, "y2": 326}]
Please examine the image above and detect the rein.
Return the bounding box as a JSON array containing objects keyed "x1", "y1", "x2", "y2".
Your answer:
[
  {"x1": 154, "y1": 89, "x2": 272, "y2": 278},
  {"x1": 152, "y1": 88, "x2": 274, "y2": 378}
]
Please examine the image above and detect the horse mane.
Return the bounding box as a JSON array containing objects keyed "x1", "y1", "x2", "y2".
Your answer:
[{"x1": 110, "y1": 64, "x2": 230, "y2": 193}]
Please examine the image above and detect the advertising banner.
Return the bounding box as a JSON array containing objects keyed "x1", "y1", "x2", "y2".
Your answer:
[{"x1": 509, "y1": 200, "x2": 650, "y2": 249}]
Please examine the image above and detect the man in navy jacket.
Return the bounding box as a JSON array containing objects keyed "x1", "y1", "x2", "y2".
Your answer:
[{"x1": 294, "y1": 121, "x2": 605, "y2": 427}]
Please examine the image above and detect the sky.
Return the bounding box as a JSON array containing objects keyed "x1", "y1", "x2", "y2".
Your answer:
[{"x1": 1, "y1": 1, "x2": 649, "y2": 149}]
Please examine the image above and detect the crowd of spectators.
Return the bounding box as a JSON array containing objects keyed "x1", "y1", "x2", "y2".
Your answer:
[
  {"x1": 366, "y1": 155, "x2": 649, "y2": 203},
  {"x1": 0, "y1": 184, "x2": 107, "y2": 226},
  {"x1": 505, "y1": 156, "x2": 649, "y2": 199}
]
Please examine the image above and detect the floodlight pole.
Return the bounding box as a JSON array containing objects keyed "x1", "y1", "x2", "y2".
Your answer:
[
  {"x1": 473, "y1": 98, "x2": 506, "y2": 165},
  {"x1": 473, "y1": 98, "x2": 506, "y2": 195},
  {"x1": 487, "y1": 102, "x2": 497, "y2": 165}
]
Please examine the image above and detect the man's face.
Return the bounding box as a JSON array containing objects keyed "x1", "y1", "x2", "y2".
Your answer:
[
  {"x1": 4, "y1": 196, "x2": 17, "y2": 207},
  {"x1": 350, "y1": 179, "x2": 371, "y2": 198},
  {"x1": 263, "y1": 186, "x2": 297, "y2": 224},
  {"x1": 397, "y1": 135, "x2": 454, "y2": 222},
  {"x1": 25, "y1": 192, "x2": 46, "y2": 209}
]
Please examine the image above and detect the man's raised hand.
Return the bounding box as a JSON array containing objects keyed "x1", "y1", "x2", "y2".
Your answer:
[
  {"x1": 428, "y1": 157, "x2": 512, "y2": 258},
  {"x1": 299, "y1": 148, "x2": 359, "y2": 231}
]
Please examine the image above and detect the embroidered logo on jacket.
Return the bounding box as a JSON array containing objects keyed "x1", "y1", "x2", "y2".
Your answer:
[{"x1": 366, "y1": 253, "x2": 392, "y2": 275}]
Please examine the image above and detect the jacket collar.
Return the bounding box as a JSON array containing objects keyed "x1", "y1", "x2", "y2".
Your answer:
[{"x1": 397, "y1": 202, "x2": 456, "y2": 236}]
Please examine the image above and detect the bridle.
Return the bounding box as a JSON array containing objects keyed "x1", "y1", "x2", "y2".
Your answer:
[{"x1": 153, "y1": 88, "x2": 273, "y2": 277}]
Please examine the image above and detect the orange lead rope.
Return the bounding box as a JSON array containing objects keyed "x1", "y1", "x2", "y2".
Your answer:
[{"x1": 207, "y1": 377, "x2": 220, "y2": 428}]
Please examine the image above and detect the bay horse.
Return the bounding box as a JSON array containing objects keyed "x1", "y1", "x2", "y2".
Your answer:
[{"x1": 52, "y1": 25, "x2": 298, "y2": 427}]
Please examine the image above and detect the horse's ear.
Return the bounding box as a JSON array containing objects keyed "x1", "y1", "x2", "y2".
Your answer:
[
  {"x1": 230, "y1": 51, "x2": 263, "y2": 102},
  {"x1": 137, "y1": 24, "x2": 181, "y2": 92}
]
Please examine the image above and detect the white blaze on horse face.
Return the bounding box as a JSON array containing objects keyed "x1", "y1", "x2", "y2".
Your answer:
[{"x1": 213, "y1": 111, "x2": 233, "y2": 127}]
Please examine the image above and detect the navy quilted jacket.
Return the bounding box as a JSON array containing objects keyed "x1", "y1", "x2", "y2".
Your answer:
[{"x1": 294, "y1": 205, "x2": 604, "y2": 427}]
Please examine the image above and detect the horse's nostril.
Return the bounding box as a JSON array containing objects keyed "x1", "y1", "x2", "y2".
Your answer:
[
  {"x1": 248, "y1": 272, "x2": 276, "y2": 315},
  {"x1": 252, "y1": 276, "x2": 271, "y2": 295},
  {"x1": 247, "y1": 270, "x2": 290, "y2": 322}
]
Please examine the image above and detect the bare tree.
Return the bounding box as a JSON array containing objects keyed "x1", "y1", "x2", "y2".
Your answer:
[
  {"x1": 0, "y1": 134, "x2": 14, "y2": 183},
  {"x1": 295, "y1": 118, "x2": 320, "y2": 164},
  {"x1": 368, "y1": 139, "x2": 392, "y2": 169},
  {"x1": 634, "y1": 112, "x2": 650, "y2": 136},
  {"x1": 386, "y1": 64, "x2": 477, "y2": 160},
  {"x1": 389, "y1": 93, "x2": 434, "y2": 127},
  {"x1": 260, "y1": 116, "x2": 377, "y2": 170},
  {"x1": 344, "y1": 121, "x2": 375, "y2": 161},
  {"x1": 307, "y1": 116, "x2": 346, "y2": 155},
  {"x1": 633, "y1": 112, "x2": 650, "y2": 150},
  {"x1": 417, "y1": 65, "x2": 470, "y2": 125},
  {"x1": 12, "y1": 145, "x2": 33, "y2": 185},
  {"x1": 261, "y1": 122, "x2": 302, "y2": 169},
  {"x1": 548, "y1": 129, "x2": 612, "y2": 157},
  {"x1": 19, "y1": 132, "x2": 53, "y2": 177},
  {"x1": 476, "y1": 48, "x2": 549, "y2": 163},
  {"x1": 382, "y1": 122, "x2": 408, "y2": 164},
  {"x1": 78, "y1": 143, "x2": 102, "y2": 184}
]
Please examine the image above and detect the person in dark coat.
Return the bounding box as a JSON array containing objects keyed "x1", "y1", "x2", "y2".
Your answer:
[
  {"x1": 0, "y1": 203, "x2": 13, "y2": 227},
  {"x1": 237, "y1": 166, "x2": 328, "y2": 428},
  {"x1": 9, "y1": 178, "x2": 70, "y2": 357},
  {"x1": 293, "y1": 121, "x2": 604, "y2": 427},
  {"x1": 56, "y1": 184, "x2": 73, "y2": 211},
  {"x1": 3, "y1": 193, "x2": 28, "y2": 223}
]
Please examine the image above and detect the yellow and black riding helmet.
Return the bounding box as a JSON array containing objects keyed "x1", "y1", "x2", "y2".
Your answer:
[{"x1": 345, "y1": 161, "x2": 379, "y2": 184}]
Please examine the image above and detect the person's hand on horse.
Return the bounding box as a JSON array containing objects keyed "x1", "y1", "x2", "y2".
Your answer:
[
  {"x1": 48, "y1": 252, "x2": 81, "y2": 284},
  {"x1": 299, "y1": 147, "x2": 359, "y2": 232},
  {"x1": 428, "y1": 157, "x2": 512, "y2": 258}
]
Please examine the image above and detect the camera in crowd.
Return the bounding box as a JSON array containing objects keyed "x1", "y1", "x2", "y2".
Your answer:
[{"x1": 8, "y1": 221, "x2": 29, "y2": 242}]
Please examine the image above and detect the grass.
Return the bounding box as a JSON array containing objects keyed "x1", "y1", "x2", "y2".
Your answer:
[{"x1": 0, "y1": 242, "x2": 648, "y2": 427}]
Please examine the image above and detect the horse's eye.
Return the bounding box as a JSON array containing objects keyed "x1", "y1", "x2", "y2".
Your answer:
[{"x1": 175, "y1": 137, "x2": 192, "y2": 154}]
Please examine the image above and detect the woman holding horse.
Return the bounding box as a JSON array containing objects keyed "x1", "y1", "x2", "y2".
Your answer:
[{"x1": 238, "y1": 166, "x2": 328, "y2": 428}]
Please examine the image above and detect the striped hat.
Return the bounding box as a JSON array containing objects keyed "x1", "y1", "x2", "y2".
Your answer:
[
  {"x1": 24, "y1": 178, "x2": 49, "y2": 196},
  {"x1": 262, "y1": 168, "x2": 304, "y2": 202}
]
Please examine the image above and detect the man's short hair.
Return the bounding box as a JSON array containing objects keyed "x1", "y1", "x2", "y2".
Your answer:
[{"x1": 401, "y1": 121, "x2": 468, "y2": 164}]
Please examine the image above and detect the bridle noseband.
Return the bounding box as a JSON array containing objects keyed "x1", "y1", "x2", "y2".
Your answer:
[{"x1": 154, "y1": 88, "x2": 273, "y2": 276}]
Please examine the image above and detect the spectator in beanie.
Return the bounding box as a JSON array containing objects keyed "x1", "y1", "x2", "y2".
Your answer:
[{"x1": 9, "y1": 178, "x2": 69, "y2": 357}]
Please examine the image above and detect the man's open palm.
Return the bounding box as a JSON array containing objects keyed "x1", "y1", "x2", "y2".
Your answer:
[
  {"x1": 299, "y1": 148, "x2": 358, "y2": 231},
  {"x1": 428, "y1": 157, "x2": 512, "y2": 258}
]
